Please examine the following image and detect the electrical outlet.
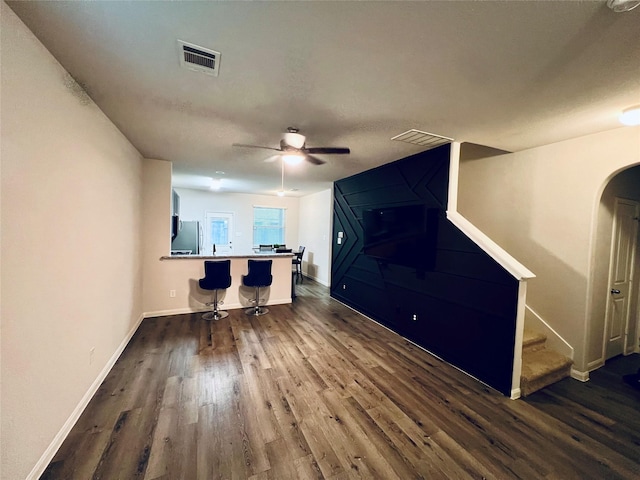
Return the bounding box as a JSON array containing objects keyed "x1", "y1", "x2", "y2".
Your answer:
[
  {"x1": 89, "y1": 347, "x2": 95, "y2": 365},
  {"x1": 412, "y1": 314, "x2": 418, "y2": 321},
  {"x1": 342, "y1": 284, "x2": 346, "y2": 290},
  {"x1": 170, "y1": 290, "x2": 176, "y2": 298}
]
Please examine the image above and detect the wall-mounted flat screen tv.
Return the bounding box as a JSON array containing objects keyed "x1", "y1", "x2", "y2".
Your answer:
[{"x1": 362, "y1": 204, "x2": 438, "y2": 270}]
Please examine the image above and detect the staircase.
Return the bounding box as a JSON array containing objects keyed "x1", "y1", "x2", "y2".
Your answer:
[{"x1": 520, "y1": 329, "x2": 573, "y2": 396}]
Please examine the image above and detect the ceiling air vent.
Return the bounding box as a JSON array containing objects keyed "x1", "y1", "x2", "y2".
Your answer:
[
  {"x1": 391, "y1": 129, "x2": 453, "y2": 150},
  {"x1": 178, "y1": 40, "x2": 220, "y2": 77}
]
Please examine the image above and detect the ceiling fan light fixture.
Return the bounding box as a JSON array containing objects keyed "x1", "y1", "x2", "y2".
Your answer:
[
  {"x1": 283, "y1": 153, "x2": 304, "y2": 165},
  {"x1": 607, "y1": 0, "x2": 640, "y2": 11},
  {"x1": 283, "y1": 130, "x2": 306, "y2": 149},
  {"x1": 233, "y1": 128, "x2": 348, "y2": 167},
  {"x1": 619, "y1": 106, "x2": 640, "y2": 126}
]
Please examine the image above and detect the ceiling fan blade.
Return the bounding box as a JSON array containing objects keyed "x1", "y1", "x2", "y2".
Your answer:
[
  {"x1": 263, "y1": 154, "x2": 281, "y2": 163},
  {"x1": 305, "y1": 147, "x2": 350, "y2": 155},
  {"x1": 232, "y1": 143, "x2": 281, "y2": 151},
  {"x1": 305, "y1": 154, "x2": 326, "y2": 165}
]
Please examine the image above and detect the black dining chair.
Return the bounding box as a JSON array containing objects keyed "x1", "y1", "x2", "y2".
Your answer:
[
  {"x1": 292, "y1": 246, "x2": 305, "y2": 282},
  {"x1": 198, "y1": 260, "x2": 232, "y2": 321},
  {"x1": 242, "y1": 259, "x2": 273, "y2": 316}
]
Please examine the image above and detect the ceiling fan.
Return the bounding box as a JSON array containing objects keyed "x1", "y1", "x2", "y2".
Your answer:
[{"x1": 232, "y1": 127, "x2": 350, "y2": 165}]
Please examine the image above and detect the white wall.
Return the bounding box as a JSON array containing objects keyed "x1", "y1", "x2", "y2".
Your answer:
[
  {"x1": 1, "y1": 4, "x2": 144, "y2": 479},
  {"x1": 142, "y1": 159, "x2": 173, "y2": 313},
  {"x1": 457, "y1": 127, "x2": 640, "y2": 374},
  {"x1": 299, "y1": 189, "x2": 333, "y2": 286}
]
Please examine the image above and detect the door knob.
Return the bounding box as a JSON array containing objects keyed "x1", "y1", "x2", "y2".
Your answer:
[{"x1": 611, "y1": 289, "x2": 621, "y2": 294}]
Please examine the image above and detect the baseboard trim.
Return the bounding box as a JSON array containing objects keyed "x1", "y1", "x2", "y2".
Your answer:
[
  {"x1": 143, "y1": 297, "x2": 293, "y2": 319},
  {"x1": 145, "y1": 305, "x2": 240, "y2": 318},
  {"x1": 27, "y1": 313, "x2": 146, "y2": 480},
  {"x1": 587, "y1": 358, "x2": 605, "y2": 372},
  {"x1": 301, "y1": 274, "x2": 330, "y2": 287},
  {"x1": 570, "y1": 368, "x2": 590, "y2": 382}
]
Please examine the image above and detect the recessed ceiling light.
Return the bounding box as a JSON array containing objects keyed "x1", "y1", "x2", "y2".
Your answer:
[
  {"x1": 210, "y1": 178, "x2": 222, "y2": 190},
  {"x1": 619, "y1": 106, "x2": 640, "y2": 126}
]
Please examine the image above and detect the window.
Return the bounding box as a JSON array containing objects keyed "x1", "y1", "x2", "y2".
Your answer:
[
  {"x1": 210, "y1": 217, "x2": 228, "y2": 244},
  {"x1": 253, "y1": 207, "x2": 285, "y2": 246},
  {"x1": 205, "y1": 212, "x2": 233, "y2": 254}
]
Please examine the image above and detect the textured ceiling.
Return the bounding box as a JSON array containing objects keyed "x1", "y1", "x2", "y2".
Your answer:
[{"x1": 6, "y1": 1, "x2": 640, "y2": 196}]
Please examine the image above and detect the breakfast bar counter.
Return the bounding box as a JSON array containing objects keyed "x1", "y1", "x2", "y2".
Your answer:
[
  {"x1": 161, "y1": 251, "x2": 294, "y2": 260},
  {"x1": 155, "y1": 252, "x2": 294, "y2": 317}
]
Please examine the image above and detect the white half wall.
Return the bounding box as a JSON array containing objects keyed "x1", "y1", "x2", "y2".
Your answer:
[{"x1": 1, "y1": 4, "x2": 144, "y2": 479}]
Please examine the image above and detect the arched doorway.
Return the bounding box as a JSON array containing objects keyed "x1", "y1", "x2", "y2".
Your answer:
[{"x1": 588, "y1": 165, "x2": 640, "y2": 371}]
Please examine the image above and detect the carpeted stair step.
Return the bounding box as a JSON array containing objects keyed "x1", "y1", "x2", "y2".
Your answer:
[
  {"x1": 521, "y1": 349, "x2": 572, "y2": 397},
  {"x1": 522, "y1": 328, "x2": 547, "y2": 353}
]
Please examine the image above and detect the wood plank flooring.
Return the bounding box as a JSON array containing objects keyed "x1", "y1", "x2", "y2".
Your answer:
[{"x1": 42, "y1": 279, "x2": 640, "y2": 479}]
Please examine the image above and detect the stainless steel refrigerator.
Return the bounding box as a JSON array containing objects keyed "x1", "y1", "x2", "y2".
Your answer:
[{"x1": 171, "y1": 220, "x2": 201, "y2": 254}]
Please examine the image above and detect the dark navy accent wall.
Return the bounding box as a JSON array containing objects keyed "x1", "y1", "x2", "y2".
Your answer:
[{"x1": 331, "y1": 144, "x2": 519, "y2": 395}]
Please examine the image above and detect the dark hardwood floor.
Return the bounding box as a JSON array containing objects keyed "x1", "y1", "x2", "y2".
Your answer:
[{"x1": 42, "y1": 279, "x2": 640, "y2": 479}]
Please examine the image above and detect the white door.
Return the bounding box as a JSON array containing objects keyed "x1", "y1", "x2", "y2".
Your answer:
[
  {"x1": 204, "y1": 212, "x2": 234, "y2": 255},
  {"x1": 604, "y1": 198, "x2": 639, "y2": 359}
]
